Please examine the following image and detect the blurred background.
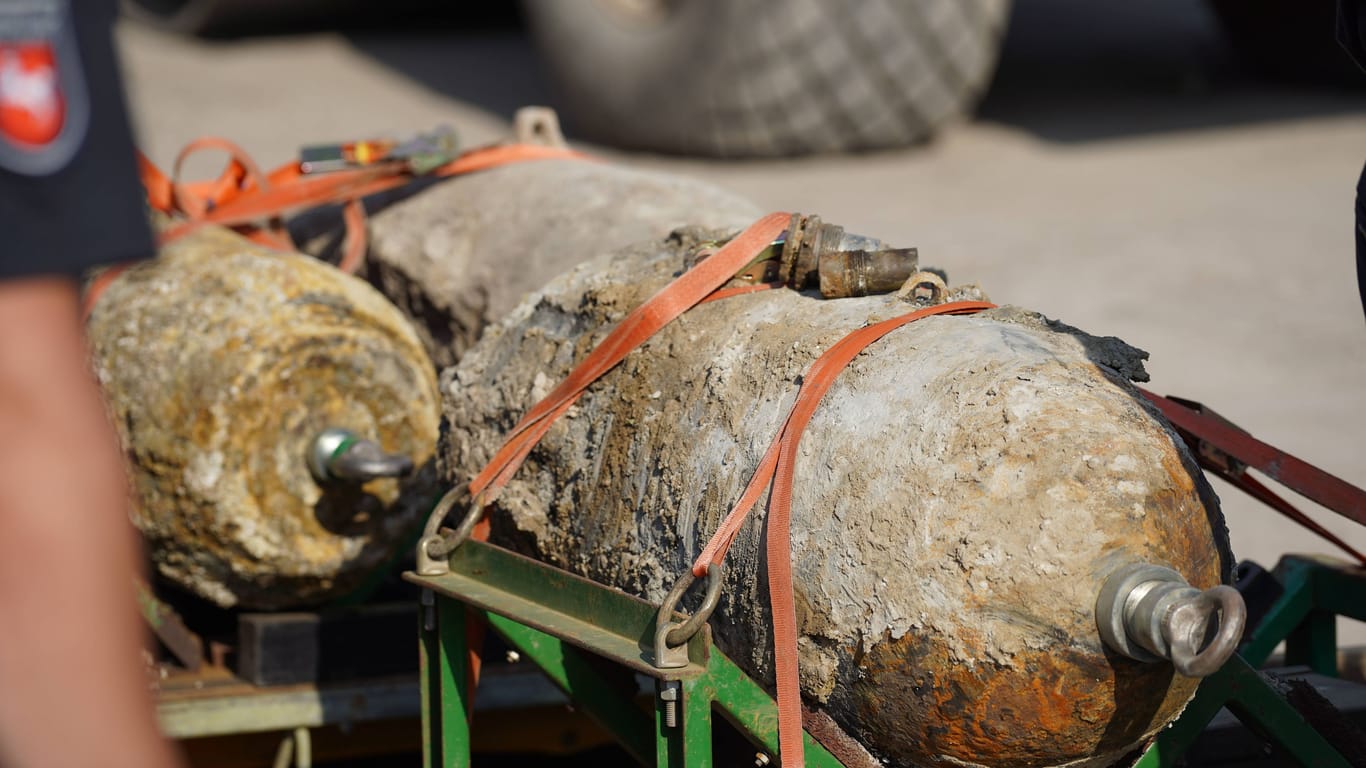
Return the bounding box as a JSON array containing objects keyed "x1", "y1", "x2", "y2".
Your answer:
[{"x1": 115, "y1": 0, "x2": 1364, "y2": 650}]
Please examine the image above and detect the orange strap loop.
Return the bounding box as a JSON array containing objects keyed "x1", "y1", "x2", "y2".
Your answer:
[
  {"x1": 137, "y1": 140, "x2": 589, "y2": 273},
  {"x1": 86, "y1": 140, "x2": 586, "y2": 321}
]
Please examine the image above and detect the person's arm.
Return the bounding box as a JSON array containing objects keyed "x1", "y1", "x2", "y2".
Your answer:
[{"x1": 0, "y1": 277, "x2": 182, "y2": 768}]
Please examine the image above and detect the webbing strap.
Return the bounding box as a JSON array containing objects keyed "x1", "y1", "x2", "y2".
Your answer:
[
  {"x1": 1139, "y1": 389, "x2": 1366, "y2": 563},
  {"x1": 1229, "y1": 472, "x2": 1366, "y2": 566},
  {"x1": 449, "y1": 212, "x2": 789, "y2": 723},
  {"x1": 85, "y1": 141, "x2": 589, "y2": 318},
  {"x1": 1139, "y1": 390, "x2": 1366, "y2": 527},
  {"x1": 462, "y1": 213, "x2": 792, "y2": 515},
  {"x1": 452, "y1": 209, "x2": 991, "y2": 765},
  {"x1": 138, "y1": 141, "x2": 590, "y2": 265}
]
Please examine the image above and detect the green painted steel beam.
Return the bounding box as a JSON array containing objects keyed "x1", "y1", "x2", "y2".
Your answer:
[
  {"x1": 1308, "y1": 557, "x2": 1366, "y2": 622},
  {"x1": 1240, "y1": 558, "x2": 1315, "y2": 668},
  {"x1": 1284, "y1": 611, "x2": 1338, "y2": 677},
  {"x1": 702, "y1": 651, "x2": 846, "y2": 768},
  {"x1": 1131, "y1": 654, "x2": 1352, "y2": 768},
  {"x1": 1241, "y1": 556, "x2": 1366, "y2": 673},
  {"x1": 441, "y1": 599, "x2": 472, "y2": 768},
  {"x1": 484, "y1": 610, "x2": 656, "y2": 765},
  {"x1": 406, "y1": 540, "x2": 706, "y2": 680},
  {"x1": 407, "y1": 541, "x2": 849, "y2": 767}
]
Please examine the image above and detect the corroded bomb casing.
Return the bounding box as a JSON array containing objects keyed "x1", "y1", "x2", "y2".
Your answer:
[
  {"x1": 359, "y1": 158, "x2": 761, "y2": 368},
  {"x1": 440, "y1": 231, "x2": 1234, "y2": 767},
  {"x1": 88, "y1": 226, "x2": 440, "y2": 609}
]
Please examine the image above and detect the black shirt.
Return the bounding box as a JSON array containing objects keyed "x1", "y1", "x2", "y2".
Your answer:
[{"x1": 0, "y1": 0, "x2": 153, "y2": 281}]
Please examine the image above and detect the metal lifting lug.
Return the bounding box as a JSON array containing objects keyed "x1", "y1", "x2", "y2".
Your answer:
[
  {"x1": 308, "y1": 427, "x2": 414, "y2": 484},
  {"x1": 653, "y1": 564, "x2": 724, "y2": 670},
  {"x1": 1096, "y1": 562, "x2": 1248, "y2": 678},
  {"x1": 415, "y1": 483, "x2": 486, "y2": 577}
]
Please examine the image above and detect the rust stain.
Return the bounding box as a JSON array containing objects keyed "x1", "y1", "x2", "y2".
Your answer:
[
  {"x1": 853, "y1": 628, "x2": 1198, "y2": 767},
  {"x1": 1141, "y1": 444, "x2": 1227, "y2": 590}
]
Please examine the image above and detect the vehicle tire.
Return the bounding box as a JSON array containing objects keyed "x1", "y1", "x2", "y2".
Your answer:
[{"x1": 522, "y1": 0, "x2": 1012, "y2": 157}]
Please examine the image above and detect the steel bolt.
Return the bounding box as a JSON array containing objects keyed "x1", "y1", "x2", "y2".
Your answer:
[
  {"x1": 505, "y1": 650, "x2": 521, "y2": 664},
  {"x1": 755, "y1": 752, "x2": 771, "y2": 766},
  {"x1": 658, "y1": 680, "x2": 681, "y2": 729},
  {"x1": 420, "y1": 589, "x2": 435, "y2": 632}
]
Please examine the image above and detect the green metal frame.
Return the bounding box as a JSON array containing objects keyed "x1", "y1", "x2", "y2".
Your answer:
[
  {"x1": 1130, "y1": 654, "x2": 1351, "y2": 768},
  {"x1": 1239, "y1": 555, "x2": 1366, "y2": 675},
  {"x1": 411, "y1": 546, "x2": 1365, "y2": 768},
  {"x1": 407, "y1": 540, "x2": 844, "y2": 767}
]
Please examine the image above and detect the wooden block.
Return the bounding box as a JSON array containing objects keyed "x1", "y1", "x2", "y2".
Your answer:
[{"x1": 237, "y1": 602, "x2": 415, "y2": 686}]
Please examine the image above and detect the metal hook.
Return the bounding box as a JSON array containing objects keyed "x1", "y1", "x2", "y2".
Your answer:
[
  {"x1": 1165, "y1": 584, "x2": 1247, "y2": 678},
  {"x1": 415, "y1": 482, "x2": 484, "y2": 576},
  {"x1": 653, "y1": 564, "x2": 724, "y2": 669}
]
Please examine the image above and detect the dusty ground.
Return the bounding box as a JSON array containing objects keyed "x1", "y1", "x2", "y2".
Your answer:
[{"x1": 115, "y1": 0, "x2": 1366, "y2": 640}]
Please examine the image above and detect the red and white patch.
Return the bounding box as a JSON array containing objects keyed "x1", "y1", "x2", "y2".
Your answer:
[{"x1": 0, "y1": 41, "x2": 64, "y2": 148}]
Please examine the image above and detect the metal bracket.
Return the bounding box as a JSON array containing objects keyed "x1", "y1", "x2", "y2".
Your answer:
[
  {"x1": 415, "y1": 483, "x2": 485, "y2": 577},
  {"x1": 653, "y1": 564, "x2": 724, "y2": 670},
  {"x1": 513, "y1": 106, "x2": 567, "y2": 149},
  {"x1": 406, "y1": 540, "x2": 848, "y2": 767},
  {"x1": 407, "y1": 539, "x2": 709, "y2": 680}
]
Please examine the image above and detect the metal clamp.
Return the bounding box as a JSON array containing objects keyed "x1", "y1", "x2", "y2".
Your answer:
[
  {"x1": 653, "y1": 564, "x2": 724, "y2": 669},
  {"x1": 415, "y1": 483, "x2": 488, "y2": 576},
  {"x1": 1096, "y1": 562, "x2": 1247, "y2": 677}
]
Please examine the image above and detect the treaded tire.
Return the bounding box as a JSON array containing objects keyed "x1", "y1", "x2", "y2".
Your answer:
[{"x1": 522, "y1": 0, "x2": 1012, "y2": 157}]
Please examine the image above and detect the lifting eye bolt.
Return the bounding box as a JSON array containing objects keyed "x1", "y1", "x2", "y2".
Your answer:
[
  {"x1": 308, "y1": 427, "x2": 415, "y2": 484},
  {"x1": 1096, "y1": 562, "x2": 1247, "y2": 678}
]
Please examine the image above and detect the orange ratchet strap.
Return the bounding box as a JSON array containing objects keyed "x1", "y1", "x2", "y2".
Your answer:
[
  {"x1": 450, "y1": 212, "x2": 789, "y2": 721},
  {"x1": 460, "y1": 212, "x2": 793, "y2": 528},
  {"x1": 1140, "y1": 390, "x2": 1366, "y2": 565},
  {"x1": 138, "y1": 138, "x2": 589, "y2": 273}
]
